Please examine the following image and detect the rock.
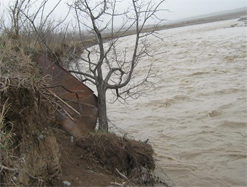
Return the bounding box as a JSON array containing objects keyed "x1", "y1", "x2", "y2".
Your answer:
[
  {"x1": 62, "y1": 181, "x2": 71, "y2": 186},
  {"x1": 70, "y1": 136, "x2": 74, "y2": 143},
  {"x1": 87, "y1": 169, "x2": 94, "y2": 173},
  {"x1": 38, "y1": 134, "x2": 45, "y2": 140}
]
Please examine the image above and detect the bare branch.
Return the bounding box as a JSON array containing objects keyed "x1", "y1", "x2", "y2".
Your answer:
[
  {"x1": 69, "y1": 0, "x2": 166, "y2": 131},
  {"x1": 0, "y1": 164, "x2": 17, "y2": 172},
  {"x1": 68, "y1": 70, "x2": 95, "y2": 80}
]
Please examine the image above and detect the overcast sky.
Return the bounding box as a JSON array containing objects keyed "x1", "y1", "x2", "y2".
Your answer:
[
  {"x1": 164, "y1": 0, "x2": 246, "y2": 21},
  {"x1": 47, "y1": 0, "x2": 246, "y2": 21},
  {"x1": 0, "y1": 0, "x2": 246, "y2": 23}
]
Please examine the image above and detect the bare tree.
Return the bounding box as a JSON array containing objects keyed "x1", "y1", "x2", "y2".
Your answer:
[
  {"x1": 8, "y1": 0, "x2": 33, "y2": 38},
  {"x1": 6, "y1": 0, "x2": 72, "y2": 60},
  {"x1": 69, "y1": 0, "x2": 165, "y2": 132}
]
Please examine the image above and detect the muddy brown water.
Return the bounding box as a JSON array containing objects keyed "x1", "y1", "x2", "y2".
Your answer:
[
  {"x1": 73, "y1": 18, "x2": 247, "y2": 186},
  {"x1": 105, "y1": 19, "x2": 247, "y2": 187}
]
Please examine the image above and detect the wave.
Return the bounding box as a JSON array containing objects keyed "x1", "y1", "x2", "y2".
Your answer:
[{"x1": 219, "y1": 120, "x2": 247, "y2": 128}]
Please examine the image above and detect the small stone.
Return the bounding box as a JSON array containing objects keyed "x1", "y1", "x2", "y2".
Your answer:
[
  {"x1": 38, "y1": 135, "x2": 45, "y2": 140},
  {"x1": 87, "y1": 169, "x2": 94, "y2": 173},
  {"x1": 79, "y1": 154, "x2": 84, "y2": 159},
  {"x1": 70, "y1": 136, "x2": 74, "y2": 143},
  {"x1": 62, "y1": 181, "x2": 71, "y2": 186}
]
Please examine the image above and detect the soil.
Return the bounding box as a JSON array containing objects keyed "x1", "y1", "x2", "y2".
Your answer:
[
  {"x1": 51, "y1": 128, "x2": 121, "y2": 186},
  {"x1": 0, "y1": 53, "x2": 155, "y2": 186}
]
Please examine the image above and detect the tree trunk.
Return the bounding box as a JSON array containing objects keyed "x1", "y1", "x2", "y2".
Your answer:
[{"x1": 97, "y1": 82, "x2": 108, "y2": 132}]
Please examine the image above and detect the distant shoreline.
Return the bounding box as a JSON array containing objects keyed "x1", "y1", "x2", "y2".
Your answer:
[
  {"x1": 159, "y1": 7, "x2": 246, "y2": 30},
  {"x1": 82, "y1": 7, "x2": 246, "y2": 49}
]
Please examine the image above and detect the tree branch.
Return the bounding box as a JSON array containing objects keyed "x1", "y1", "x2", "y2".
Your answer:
[{"x1": 68, "y1": 70, "x2": 95, "y2": 80}]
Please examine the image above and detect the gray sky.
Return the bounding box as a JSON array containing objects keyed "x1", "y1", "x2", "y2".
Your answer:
[
  {"x1": 48, "y1": 0, "x2": 246, "y2": 21},
  {"x1": 163, "y1": 0, "x2": 246, "y2": 21},
  {"x1": 0, "y1": 0, "x2": 246, "y2": 24}
]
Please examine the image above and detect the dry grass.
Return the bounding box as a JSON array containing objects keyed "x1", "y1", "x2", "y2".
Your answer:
[
  {"x1": 76, "y1": 133, "x2": 155, "y2": 176},
  {"x1": 0, "y1": 100, "x2": 15, "y2": 170},
  {"x1": 0, "y1": 25, "x2": 160, "y2": 186},
  {"x1": 0, "y1": 37, "x2": 44, "y2": 88},
  {"x1": 1, "y1": 28, "x2": 85, "y2": 66},
  {"x1": 0, "y1": 35, "x2": 61, "y2": 186}
]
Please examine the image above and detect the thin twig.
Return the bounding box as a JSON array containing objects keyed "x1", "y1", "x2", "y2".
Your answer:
[
  {"x1": 47, "y1": 89, "x2": 81, "y2": 116},
  {"x1": 60, "y1": 106, "x2": 74, "y2": 122},
  {"x1": 116, "y1": 168, "x2": 128, "y2": 180},
  {"x1": 110, "y1": 182, "x2": 122, "y2": 186},
  {"x1": 0, "y1": 164, "x2": 17, "y2": 172}
]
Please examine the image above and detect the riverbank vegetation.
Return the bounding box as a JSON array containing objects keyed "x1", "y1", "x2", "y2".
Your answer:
[
  {"x1": 0, "y1": 0, "x2": 166, "y2": 186},
  {"x1": 0, "y1": 29, "x2": 159, "y2": 186}
]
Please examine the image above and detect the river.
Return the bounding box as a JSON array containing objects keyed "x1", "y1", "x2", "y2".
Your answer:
[{"x1": 105, "y1": 19, "x2": 247, "y2": 186}]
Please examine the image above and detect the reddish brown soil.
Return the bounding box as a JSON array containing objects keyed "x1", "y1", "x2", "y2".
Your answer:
[{"x1": 51, "y1": 128, "x2": 120, "y2": 186}]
